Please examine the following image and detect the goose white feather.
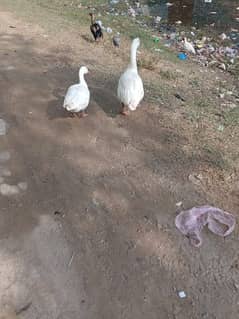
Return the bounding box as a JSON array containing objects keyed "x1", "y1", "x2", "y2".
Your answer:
[
  {"x1": 63, "y1": 66, "x2": 90, "y2": 113},
  {"x1": 117, "y1": 38, "x2": 144, "y2": 111},
  {"x1": 183, "y1": 37, "x2": 196, "y2": 55}
]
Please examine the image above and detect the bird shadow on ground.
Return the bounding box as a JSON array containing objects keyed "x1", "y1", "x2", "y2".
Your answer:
[
  {"x1": 47, "y1": 88, "x2": 71, "y2": 120},
  {"x1": 91, "y1": 86, "x2": 120, "y2": 118},
  {"x1": 47, "y1": 98, "x2": 72, "y2": 120},
  {"x1": 81, "y1": 34, "x2": 94, "y2": 43}
]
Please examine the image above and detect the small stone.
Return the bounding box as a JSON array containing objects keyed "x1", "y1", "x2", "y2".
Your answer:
[
  {"x1": 233, "y1": 282, "x2": 239, "y2": 290},
  {"x1": 176, "y1": 201, "x2": 183, "y2": 207},
  {"x1": 0, "y1": 151, "x2": 10, "y2": 162},
  {"x1": 0, "y1": 119, "x2": 7, "y2": 135},
  {"x1": 0, "y1": 184, "x2": 19, "y2": 196},
  {"x1": 217, "y1": 124, "x2": 224, "y2": 132},
  {"x1": 0, "y1": 167, "x2": 11, "y2": 176},
  {"x1": 218, "y1": 63, "x2": 226, "y2": 71},
  {"x1": 178, "y1": 291, "x2": 186, "y2": 298},
  {"x1": 0, "y1": 167, "x2": 12, "y2": 177},
  {"x1": 18, "y1": 182, "x2": 28, "y2": 191},
  {"x1": 5, "y1": 65, "x2": 15, "y2": 70}
]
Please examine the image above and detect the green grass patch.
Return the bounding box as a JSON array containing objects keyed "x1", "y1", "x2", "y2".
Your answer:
[{"x1": 223, "y1": 107, "x2": 239, "y2": 127}]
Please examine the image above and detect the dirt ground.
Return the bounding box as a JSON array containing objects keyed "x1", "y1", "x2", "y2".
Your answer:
[{"x1": 0, "y1": 5, "x2": 238, "y2": 319}]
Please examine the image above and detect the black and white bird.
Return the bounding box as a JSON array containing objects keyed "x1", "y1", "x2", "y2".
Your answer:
[{"x1": 89, "y1": 13, "x2": 103, "y2": 42}]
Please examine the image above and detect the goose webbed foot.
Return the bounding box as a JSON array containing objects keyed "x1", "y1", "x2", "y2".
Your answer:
[
  {"x1": 77, "y1": 111, "x2": 88, "y2": 118},
  {"x1": 120, "y1": 103, "x2": 129, "y2": 116}
]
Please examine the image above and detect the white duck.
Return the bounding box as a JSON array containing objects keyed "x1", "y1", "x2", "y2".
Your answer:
[
  {"x1": 63, "y1": 66, "x2": 90, "y2": 118},
  {"x1": 183, "y1": 37, "x2": 196, "y2": 55},
  {"x1": 117, "y1": 38, "x2": 144, "y2": 115}
]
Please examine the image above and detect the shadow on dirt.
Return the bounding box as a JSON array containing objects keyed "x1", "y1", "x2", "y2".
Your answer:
[
  {"x1": 47, "y1": 98, "x2": 71, "y2": 120},
  {"x1": 91, "y1": 86, "x2": 119, "y2": 118},
  {"x1": 81, "y1": 33, "x2": 94, "y2": 43}
]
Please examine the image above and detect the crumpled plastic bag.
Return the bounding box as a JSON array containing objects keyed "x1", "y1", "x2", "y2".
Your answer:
[{"x1": 175, "y1": 205, "x2": 236, "y2": 247}]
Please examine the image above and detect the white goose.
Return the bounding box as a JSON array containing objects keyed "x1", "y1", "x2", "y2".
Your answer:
[
  {"x1": 63, "y1": 66, "x2": 90, "y2": 118},
  {"x1": 183, "y1": 37, "x2": 196, "y2": 55},
  {"x1": 117, "y1": 38, "x2": 144, "y2": 115}
]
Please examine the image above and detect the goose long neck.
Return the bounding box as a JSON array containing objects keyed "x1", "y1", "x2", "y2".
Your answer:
[
  {"x1": 79, "y1": 71, "x2": 87, "y2": 87},
  {"x1": 130, "y1": 43, "x2": 138, "y2": 70},
  {"x1": 90, "y1": 14, "x2": 94, "y2": 25}
]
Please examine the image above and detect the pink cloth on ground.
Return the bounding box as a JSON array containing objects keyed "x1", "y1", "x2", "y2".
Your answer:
[{"x1": 175, "y1": 205, "x2": 236, "y2": 247}]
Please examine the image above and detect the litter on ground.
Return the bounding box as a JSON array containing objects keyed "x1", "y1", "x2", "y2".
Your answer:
[{"x1": 175, "y1": 205, "x2": 236, "y2": 247}]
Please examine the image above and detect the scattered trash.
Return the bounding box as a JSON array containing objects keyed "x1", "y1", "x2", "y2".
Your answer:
[
  {"x1": 217, "y1": 124, "x2": 224, "y2": 132},
  {"x1": 175, "y1": 205, "x2": 236, "y2": 247},
  {"x1": 68, "y1": 253, "x2": 75, "y2": 267},
  {"x1": 218, "y1": 63, "x2": 226, "y2": 71},
  {"x1": 154, "y1": 16, "x2": 162, "y2": 24},
  {"x1": 106, "y1": 27, "x2": 113, "y2": 33},
  {"x1": 178, "y1": 291, "x2": 187, "y2": 298},
  {"x1": 169, "y1": 32, "x2": 176, "y2": 40},
  {"x1": 164, "y1": 42, "x2": 171, "y2": 48},
  {"x1": 176, "y1": 201, "x2": 183, "y2": 207},
  {"x1": 141, "y1": 5, "x2": 150, "y2": 16},
  {"x1": 128, "y1": 7, "x2": 136, "y2": 18},
  {"x1": 153, "y1": 36, "x2": 160, "y2": 43},
  {"x1": 108, "y1": 0, "x2": 238, "y2": 74},
  {"x1": 219, "y1": 33, "x2": 227, "y2": 41},
  {"x1": 177, "y1": 52, "x2": 187, "y2": 60}
]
